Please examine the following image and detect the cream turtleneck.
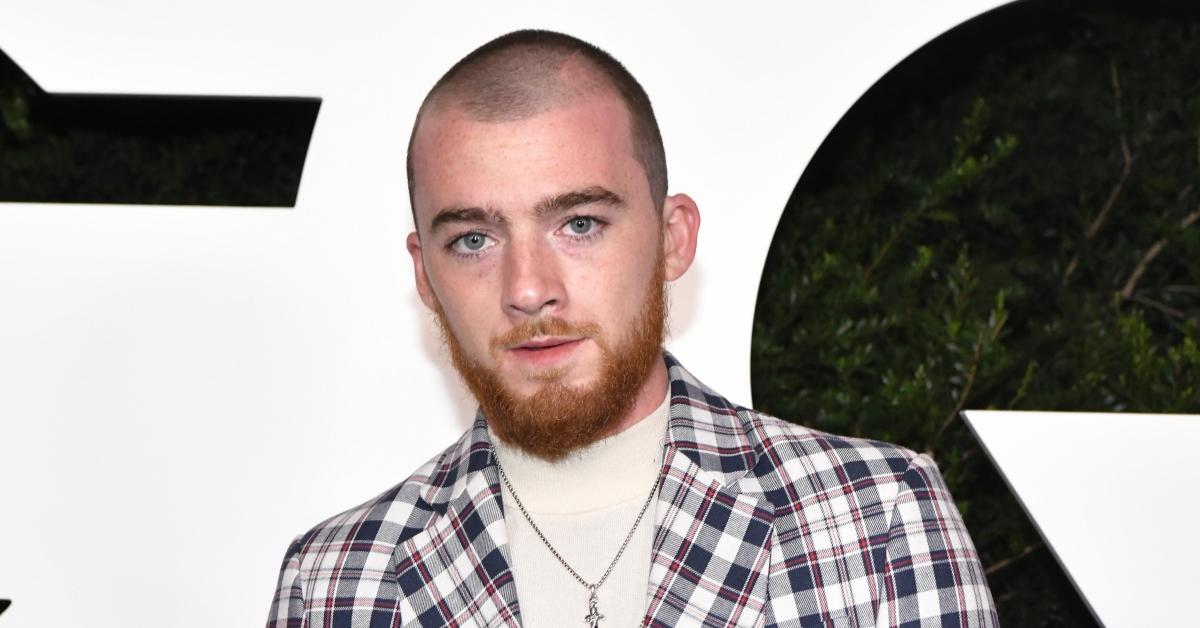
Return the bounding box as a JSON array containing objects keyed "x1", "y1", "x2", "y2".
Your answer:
[{"x1": 491, "y1": 390, "x2": 670, "y2": 628}]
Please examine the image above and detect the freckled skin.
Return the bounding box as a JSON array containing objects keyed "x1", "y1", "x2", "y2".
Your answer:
[{"x1": 407, "y1": 92, "x2": 700, "y2": 436}]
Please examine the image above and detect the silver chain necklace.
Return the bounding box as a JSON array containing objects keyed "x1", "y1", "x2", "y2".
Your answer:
[{"x1": 492, "y1": 448, "x2": 662, "y2": 628}]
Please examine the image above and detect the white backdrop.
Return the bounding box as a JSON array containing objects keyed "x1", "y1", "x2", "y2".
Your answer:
[{"x1": 0, "y1": 2, "x2": 1037, "y2": 626}]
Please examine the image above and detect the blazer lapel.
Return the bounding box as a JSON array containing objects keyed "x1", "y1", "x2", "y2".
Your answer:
[
  {"x1": 643, "y1": 447, "x2": 775, "y2": 628},
  {"x1": 643, "y1": 358, "x2": 777, "y2": 627},
  {"x1": 393, "y1": 420, "x2": 521, "y2": 628}
]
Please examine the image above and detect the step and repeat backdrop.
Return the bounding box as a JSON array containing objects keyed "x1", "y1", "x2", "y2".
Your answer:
[{"x1": 1, "y1": 1, "x2": 1196, "y2": 626}]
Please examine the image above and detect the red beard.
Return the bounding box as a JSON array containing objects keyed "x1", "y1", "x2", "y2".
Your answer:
[{"x1": 434, "y1": 251, "x2": 667, "y2": 460}]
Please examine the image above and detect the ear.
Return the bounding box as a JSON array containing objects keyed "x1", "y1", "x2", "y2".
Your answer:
[
  {"x1": 660, "y1": 193, "x2": 701, "y2": 281},
  {"x1": 406, "y1": 231, "x2": 438, "y2": 311}
]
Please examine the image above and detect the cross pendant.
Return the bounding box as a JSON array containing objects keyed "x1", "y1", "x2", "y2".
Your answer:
[{"x1": 583, "y1": 588, "x2": 604, "y2": 627}]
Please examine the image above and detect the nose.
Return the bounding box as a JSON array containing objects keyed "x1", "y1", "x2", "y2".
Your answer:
[{"x1": 502, "y1": 235, "x2": 565, "y2": 320}]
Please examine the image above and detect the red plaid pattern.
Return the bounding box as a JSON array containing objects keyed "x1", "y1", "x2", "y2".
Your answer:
[{"x1": 268, "y1": 353, "x2": 997, "y2": 627}]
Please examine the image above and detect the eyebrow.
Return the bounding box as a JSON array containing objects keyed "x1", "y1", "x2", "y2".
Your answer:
[
  {"x1": 429, "y1": 206, "x2": 506, "y2": 234},
  {"x1": 429, "y1": 186, "x2": 625, "y2": 234},
  {"x1": 533, "y1": 186, "x2": 625, "y2": 217}
]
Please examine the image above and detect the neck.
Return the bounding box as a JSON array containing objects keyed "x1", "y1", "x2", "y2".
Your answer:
[
  {"x1": 601, "y1": 357, "x2": 669, "y2": 439},
  {"x1": 492, "y1": 378, "x2": 670, "y2": 514}
]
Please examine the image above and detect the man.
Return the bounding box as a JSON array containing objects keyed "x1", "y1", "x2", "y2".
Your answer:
[{"x1": 268, "y1": 30, "x2": 997, "y2": 628}]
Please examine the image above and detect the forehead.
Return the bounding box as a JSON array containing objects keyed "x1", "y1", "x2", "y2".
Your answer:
[{"x1": 410, "y1": 95, "x2": 642, "y2": 226}]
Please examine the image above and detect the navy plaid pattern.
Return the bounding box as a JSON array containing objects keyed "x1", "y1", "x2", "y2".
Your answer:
[{"x1": 268, "y1": 354, "x2": 997, "y2": 627}]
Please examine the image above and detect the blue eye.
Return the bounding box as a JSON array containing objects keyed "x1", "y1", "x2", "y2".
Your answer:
[
  {"x1": 450, "y1": 232, "x2": 493, "y2": 254},
  {"x1": 566, "y1": 217, "x2": 596, "y2": 235},
  {"x1": 462, "y1": 233, "x2": 487, "y2": 250}
]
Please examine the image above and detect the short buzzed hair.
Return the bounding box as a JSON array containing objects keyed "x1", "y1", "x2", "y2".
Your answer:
[{"x1": 406, "y1": 29, "x2": 668, "y2": 224}]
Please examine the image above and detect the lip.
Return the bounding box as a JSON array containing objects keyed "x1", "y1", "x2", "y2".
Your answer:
[
  {"x1": 513, "y1": 336, "x2": 584, "y2": 350},
  {"x1": 507, "y1": 336, "x2": 587, "y2": 367}
]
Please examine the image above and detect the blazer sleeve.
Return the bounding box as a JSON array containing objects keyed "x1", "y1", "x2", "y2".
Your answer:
[
  {"x1": 266, "y1": 535, "x2": 307, "y2": 628},
  {"x1": 873, "y1": 453, "x2": 999, "y2": 627}
]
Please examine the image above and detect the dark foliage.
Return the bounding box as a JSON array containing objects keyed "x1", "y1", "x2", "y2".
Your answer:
[{"x1": 753, "y1": 3, "x2": 1199, "y2": 625}]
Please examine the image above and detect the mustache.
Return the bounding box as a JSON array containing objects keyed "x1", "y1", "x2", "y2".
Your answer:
[{"x1": 491, "y1": 317, "x2": 603, "y2": 351}]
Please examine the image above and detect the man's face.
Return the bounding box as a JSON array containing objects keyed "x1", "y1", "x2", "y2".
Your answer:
[{"x1": 407, "y1": 92, "x2": 694, "y2": 457}]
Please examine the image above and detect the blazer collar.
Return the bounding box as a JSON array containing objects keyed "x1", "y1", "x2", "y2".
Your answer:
[
  {"x1": 398, "y1": 352, "x2": 774, "y2": 628},
  {"x1": 661, "y1": 352, "x2": 764, "y2": 485}
]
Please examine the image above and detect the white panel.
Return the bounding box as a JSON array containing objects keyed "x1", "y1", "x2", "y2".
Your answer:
[{"x1": 964, "y1": 411, "x2": 1200, "y2": 627}]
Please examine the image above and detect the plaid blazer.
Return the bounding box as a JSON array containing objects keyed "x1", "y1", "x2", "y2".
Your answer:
[{"x1": 268, "y1": 354, "x2": 997, "y2": 627}]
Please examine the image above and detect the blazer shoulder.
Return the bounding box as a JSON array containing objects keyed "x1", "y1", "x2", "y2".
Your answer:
[
  {"x1": 748, "y1": 409, "x2": 921, "y2": 466},
  {"x1": 740, "y1": 409, "x2": 926, "y2": 509}
]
